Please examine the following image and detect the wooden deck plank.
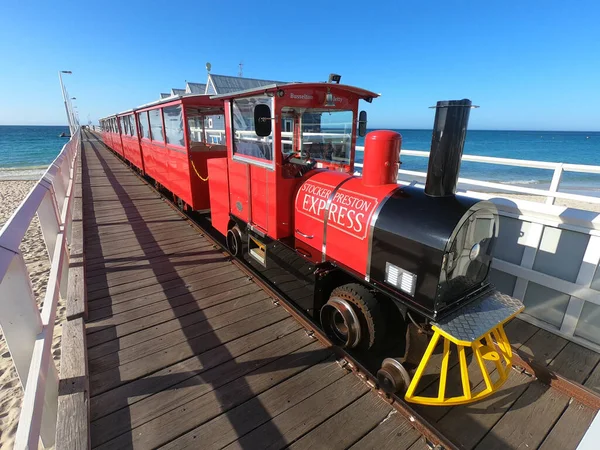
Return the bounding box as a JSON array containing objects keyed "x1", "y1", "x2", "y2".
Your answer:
[
  {"x1": 87, "y1": 267, "x2": 244, "y2": 320},
  {"x1": 86, "y1": 259, "x2": 231, "y2": 300},
  {"x1": 89, "y1": 312, "x2": 293, "y2": 395},
  {"x1": 85, "y1": 237, "x2": 211, "y2": 270},
  {"x1": 86, "y1": 250, "x2": 230, "y2": 298},
  {"x1": 350, "y1": 415, "x2": 423, "y2": 450},
  {"x1": 221, "y1": 374, "x2": 368, "y2": 450},
  {"x1": 86, "y1": 280, "x2": 260, "y2": 333},
  {"x1": 86, "y1": 264, "x2": 238, "y2": 312},
  {"x1": 473, "y1": 338, "x2": 600, "y2": 450},
  {"x1": 89, "y1": 298, "x2": 278, "y2": 372},
  {"x1": 90, "y1": 325, "x2": 311, "y2": 424},
  {"x1": 94, "y1": 340, "x2": 333, "y2": 449},
  {"x1": 156, "y1": 354, "x2": 348, "y2": 450},
  {"x1": 85, "y1": 285, "x2": 264, "y2": 348},
  {"x1": 538, "y1": 401, "x2": 597, "y2": 450},
  {"x1": 85, "y1": 242, "x2": 211, "y2": 276},
  {"x1": 87, "y1": 293, "x2": 270, "y2": 360},
  {"x1": 287, "y1": 391, "x2": 395, "y2": 450},
  {"x1": 90, "y1": 330, "x2": 317, "y2": 446}
]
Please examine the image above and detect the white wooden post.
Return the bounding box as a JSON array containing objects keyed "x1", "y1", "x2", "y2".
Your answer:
[
  {"x1": 512, "y1": 222, "x2": 545, "y2": 301},
  {"x1": 0, "y1": 251, "x2": 43, "y2": 389},
  {"x1": 546, "y1": 163, "x2": 564, "y2": 205},
  {"x1": 52, "y1": 167, "x2": 66, "y2": 217},
  {"x1": 15, "y1": 229, "x2": 66, "y2": 449},
  {"x1": 37, "y1": 188, "x2": 61, "y2": 261},
  {"x1": 559, "y1": 235, "x2": 600, "y2": 337}
]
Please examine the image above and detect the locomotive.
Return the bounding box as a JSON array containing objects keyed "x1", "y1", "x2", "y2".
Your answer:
[{"x1": 99, "y1": 79, "x2": 524, "y2": 406}]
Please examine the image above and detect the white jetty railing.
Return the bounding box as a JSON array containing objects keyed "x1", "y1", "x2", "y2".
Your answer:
[
  {"x1": 0, "y1": 129, "x2": 81, "y2": 449},
  {"x1": 357, "y1": 147, "x2": 600, "y2": 353}
]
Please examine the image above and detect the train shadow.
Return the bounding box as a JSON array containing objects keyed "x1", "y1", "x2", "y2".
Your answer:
[{"x1": 83, "y1": 134, "x2": 319, "y2": 449}]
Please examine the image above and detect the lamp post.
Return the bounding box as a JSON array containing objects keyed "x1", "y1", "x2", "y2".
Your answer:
[
  {"x1": 70, "y1": 98, "x2": 78, "y2": 130},
  {"x1": 58, "y1": 70, "x2": 73, "y2": 135}
]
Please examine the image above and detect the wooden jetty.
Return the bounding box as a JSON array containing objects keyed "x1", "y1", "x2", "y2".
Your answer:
[{"x1": 2, "y1": 129, "x2": 598, "y2": 449}]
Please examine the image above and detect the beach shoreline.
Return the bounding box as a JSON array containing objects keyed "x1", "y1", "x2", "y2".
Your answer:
[{"x1": 0, "y1": 180, "x2": 64, "y2": 448}]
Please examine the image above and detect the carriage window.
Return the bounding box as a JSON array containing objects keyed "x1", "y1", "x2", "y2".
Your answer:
[
  {"x1": 129, "y1": 115, "x2": 137, "y2": 137},
  {"x1": 120, "y1": 117, "x2": 129, "y2": 135},
  {"x1": 301, "y1": 110, "x2": 352, "y2": 165},
  {"x1": 204, "y1": 114, "x2": 225, "y2": 145},
  {"x1": 232, "y1": 97, "x2": 273, "y2": 161},
  {"x1": 149, "y1": 109, "x2": 164, "y2": 142},
  {"x1": 138, "y1": 112, "x2": 150, "y2": 139},
  {"x1": 187, "y1": 114, "x2": 203, "y2": 143},
  {"x1": 163, "y1": 105, "x2": 184, "y2": 146}
]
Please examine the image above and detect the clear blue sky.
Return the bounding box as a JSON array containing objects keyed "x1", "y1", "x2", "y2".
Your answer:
[{"x1": 1, "y1": 0, "x2": 599, "y2": 130}]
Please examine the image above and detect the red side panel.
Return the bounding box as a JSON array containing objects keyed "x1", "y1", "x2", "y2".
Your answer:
[
  {"x1": 250, "y1": 166, "x2": 269, "y2": 231},
  {"x1": 295, "y1": 172, "x2": 398, "y2": 276},
  {"x1": 168, "y1": 146, "x2": 191, "y2": 205},
  {"x1": 207, "y1": 158, "x2": 230, "y2": 236},
  {"x1": 324, "y1": 178, "x2": 397, "y2": 275},
  {"x1": 112, "y1": 132, "x2": 124, "y2": 156},
  {"x1": 140, "y1": 139, "x2": 160, "y2": 183},
  {"x1": 227, "y1": 160, "x2": 250, "y2": 222},
  {"x1": 189, "y1": 145, "x2": 227, "y2": 211},
  {"x1": 294, "y1": 171, "x2": 352, "y2": 254},
  {"x1": 122, "y1": 136, "x2": 144, "y2": 171}
]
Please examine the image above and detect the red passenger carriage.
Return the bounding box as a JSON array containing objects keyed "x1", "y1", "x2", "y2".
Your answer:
[
  {"x1": 135, "y1": 95, "x2": 226, "y2": 210},
  {"x1": 117, "y1": 111, "x2": 144, "y2": 172}
]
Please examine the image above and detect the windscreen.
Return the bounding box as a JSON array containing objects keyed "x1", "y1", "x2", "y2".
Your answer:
[{"x1": 281, "y1": 109, "x2": 353, "y2": 166}]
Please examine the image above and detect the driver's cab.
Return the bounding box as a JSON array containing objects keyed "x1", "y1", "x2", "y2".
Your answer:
[{"x1": 207, "y1": 82, "x2": 378, "y2": 241}]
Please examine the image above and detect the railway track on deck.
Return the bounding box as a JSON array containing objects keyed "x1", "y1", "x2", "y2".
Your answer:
[{"x1": 84, "y1": 129, "x2": 600, "y2": 449}]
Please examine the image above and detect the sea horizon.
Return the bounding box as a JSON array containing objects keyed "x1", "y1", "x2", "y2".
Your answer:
[
  {"x1": 2, "y1": 124, "x2": 600, "y2": 133},
  {"x1": 1, "y1": 126, "x2": 599, "y2": 195}
]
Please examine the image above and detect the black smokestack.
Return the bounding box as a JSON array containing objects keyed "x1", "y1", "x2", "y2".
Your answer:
[{"x1": 424, "y1": 99, "x2": 472, "y2": 197}]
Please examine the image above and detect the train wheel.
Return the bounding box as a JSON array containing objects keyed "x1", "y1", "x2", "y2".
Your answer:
[
  {"x1": 377, "y1": 358, "x2": 411, "y2": 395},
  {"x1": 175, "y1": 196, "x2": 185, "y2": 211},
  {"x1": 227, "y1": 225, "x2": 243, "y2": 257},
  {"x1": 320, "y1": 283, "x2": 385, "y2": 350}
]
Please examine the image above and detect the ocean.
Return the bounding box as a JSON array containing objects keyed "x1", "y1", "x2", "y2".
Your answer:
[
  {"x1": 0, "y1": 125, "x2": 70, "y2": 180},
  {"x1": 357, "y1": 129, "x2": 600, "y2": 195},
  {"x1": 0, "y1": 126, "x2": 598, "y2": 195}
]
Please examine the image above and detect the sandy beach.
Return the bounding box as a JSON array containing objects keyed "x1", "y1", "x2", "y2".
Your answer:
[{"x1": 0, "y1": 180, "x2": 65, "y2": 448}]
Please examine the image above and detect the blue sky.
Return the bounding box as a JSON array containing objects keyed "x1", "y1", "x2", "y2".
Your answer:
[{"x1": 0, "y1": 0, "x2": 598, "y2": 130}]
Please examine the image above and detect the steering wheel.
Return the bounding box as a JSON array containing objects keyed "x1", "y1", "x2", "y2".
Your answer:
[{"x1": 282, "y1": 151, "x2": 317, "y2": 178}]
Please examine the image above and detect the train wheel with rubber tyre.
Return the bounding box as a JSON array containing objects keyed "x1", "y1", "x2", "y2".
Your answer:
[
  {"x1": 320, "y1": 283, "x2": 386, "y2": 351},
  {"x1": 227, "y1": 225, "x2": 243, "y2": 257}
]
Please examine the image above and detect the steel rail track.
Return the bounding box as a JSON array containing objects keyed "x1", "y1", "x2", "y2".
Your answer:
[{"x1": 85, "y1": 129, "x2": 600, "y2": 449}]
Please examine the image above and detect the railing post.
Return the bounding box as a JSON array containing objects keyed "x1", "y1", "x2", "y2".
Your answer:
[
  {"x1": 546, "y1": 163, "x2": 564, "y2": 205},
  {"x1": 511, "y1": 222, "x2": 545, "y2": 301},
  {"x1": 0, "y1": 251, "x2": 43, "y2": 389},
  {"x1": 52, "y1": 166, "x2": 66, "y2": 216},
  {"x1": 559, "y1": 235, "x2": 600, "y2": 337},
  {"x1": 59, "y1": 240, "x2": 70, "y2": 301},
  {"x1": 39, "y1": 362, "x2": 59, "y2": 448},
  {"x1": 37, "y1": 187, "x2": 61, "y2": 261}
]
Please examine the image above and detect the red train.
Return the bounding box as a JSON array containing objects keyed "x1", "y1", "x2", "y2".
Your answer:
[{"x1": 99, "y1": 79, "x2": 524, "y2": 406}]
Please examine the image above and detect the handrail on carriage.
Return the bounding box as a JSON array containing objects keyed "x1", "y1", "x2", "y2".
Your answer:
[{"x1": 0, "y1": 128, "x2": 81, "y2": 449}]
